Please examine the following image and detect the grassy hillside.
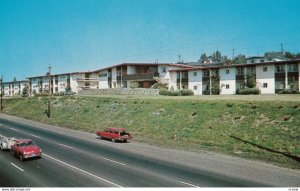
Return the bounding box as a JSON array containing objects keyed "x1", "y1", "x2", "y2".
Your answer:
[{"x1": 1, "y1": 95, "x2": 300, "y2": 169}]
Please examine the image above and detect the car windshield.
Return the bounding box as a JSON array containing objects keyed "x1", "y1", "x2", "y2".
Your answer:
[{"x1": 19, "y1": 141, "x2": 35, "y2": 147}]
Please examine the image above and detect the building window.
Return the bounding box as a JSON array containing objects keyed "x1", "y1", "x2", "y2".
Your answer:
[
  {"x1": 260, "y1": 59, "x2": 265, "y2": 63},
  {"x1": 161, "y1": 67, "x2": 167, "y2": 73},
  {"x1": 276, "y1": 65, "x2": 285, "y2": 73},
  {"x1": 263, "y1": 67, "x2": 268, "y2": 72},
  {"x1": 263, "y1": 83, "x2": 268, "y2": 88},
  {"x1": 193, "y1": 72, "x2": 197, "y2": 77},
  {"x1": 194, "y1": 86, "x2": 197, "y2": 90},
  {"x1": 236, "y1": 68, "x2": 244, "y2": 75},
  {"x1": 203, "y1": 70, "x2": 209, "y2": 77},
  {"x1": 226, "y1": 70, "x2": 230, "y2": 74},
  {"x1": 288, "y1": 64, "x2": 298, "y2": 72},
  {"x1": 251, "y1": 60, "x2": 255, "y2": 64},
  {"x1": 226, "y1": 84, "x2": 230, "y2": 89}
]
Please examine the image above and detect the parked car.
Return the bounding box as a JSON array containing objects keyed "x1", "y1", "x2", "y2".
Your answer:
[
  {"x1": 96, "y1": 128, "x2": 133, "y2": 143},
  {"x1": 0, "y1": 137, "x2": 17, "y2": 151},
  {"x1": 11, "y1": 139, "x2": 42, "y2": 161}
]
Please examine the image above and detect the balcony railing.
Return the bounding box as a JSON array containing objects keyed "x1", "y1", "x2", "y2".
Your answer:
[
  {"x1": 122, "y1": 72, "x2": 159, "y2": 81},
  {"x1": 77, "y1": 78, "x2": 99, "y2": 82}
]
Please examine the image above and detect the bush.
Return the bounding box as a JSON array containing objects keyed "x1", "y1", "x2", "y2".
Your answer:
[
  {"x1": 237, "y1": 88, "x2": 260, "y2": 95},
  {"x1": 179, "y1": 89, "x2": 194, "y2": 96},
  {"x1": 159, "y1": 89, "x2": 194, "y2": 96},
  {"x1": 278, "y1": 89, "x2": 300, "y2": 94}
]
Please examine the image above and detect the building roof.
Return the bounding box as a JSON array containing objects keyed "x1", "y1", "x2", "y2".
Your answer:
[{"x1": 169, "y1": 59, "x2": 300, "y2": 72}]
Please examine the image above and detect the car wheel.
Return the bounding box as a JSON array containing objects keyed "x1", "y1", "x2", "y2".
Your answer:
[
  {"x1": 111, "y1": 138, "x2": 116, "y2": 143},
  {"x1": 98, "y1": 136, "x2": 102, "y2": 140},
  {"x1": 19, "y1": 155, "x2": 23, "y2": 161},
  {"x1": 0, "y1": 144, "x2": 3, "y2": 151}
]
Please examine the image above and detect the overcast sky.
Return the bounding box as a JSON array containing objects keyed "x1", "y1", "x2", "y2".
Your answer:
[{"x1": 1, "y1": 0, "x2": 300, "y2": 81}]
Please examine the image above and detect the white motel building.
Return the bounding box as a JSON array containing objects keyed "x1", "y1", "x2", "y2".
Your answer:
[{"x1": 1, "y1": 57, "x2": 300, "y2": 97}]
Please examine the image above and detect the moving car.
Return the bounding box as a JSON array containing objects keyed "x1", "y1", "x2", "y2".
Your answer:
[
  {"x1": 11, "y1": 139, "x2": 42, "y2": 161},
  {"x1": 96, "y1": 128, "x2": 133, "y2": 143},
  {"x1": 0, "y1": 137, "x2": 17, "y2": 151}
]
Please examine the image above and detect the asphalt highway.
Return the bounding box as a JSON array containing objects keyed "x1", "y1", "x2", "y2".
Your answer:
[{"x1": 0, "y1": 116, "x2": 299, "y2": 187}]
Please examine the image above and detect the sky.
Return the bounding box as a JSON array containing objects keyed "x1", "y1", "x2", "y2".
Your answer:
[{"x1": 0, "y1": 0, "x2": 300, "y2": 81}]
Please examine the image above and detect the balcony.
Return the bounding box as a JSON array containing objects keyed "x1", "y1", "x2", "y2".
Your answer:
[
  {"x1": 122, "y1": 72, "x2": 159, "y2": 81},
  {"x1": 77, "y1": 78, "x2": 99, "y2": 82}
]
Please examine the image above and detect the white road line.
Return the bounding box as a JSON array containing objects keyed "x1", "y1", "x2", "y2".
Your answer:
[
  {"x1": 31, "y1": 134, "x2": 41, "y2": 139},
  {"x1": 102, "y1": 157, "x2": 126, "y2": 166},
  {"x1": 179, "y1": 181, "x2": 199, "y2": 187},
  {"x1": 59, "y1": 143, "x2": 73, "y2": 149},
  {"x1": 10, "y1": 163, "x2": 24, "y2": 172},
  {"x1": 43, "y1": 153, "x2": 122, "y2": 187},
  {"x1": 10, "y1": 128, "x2": 18, "y2": 131}
]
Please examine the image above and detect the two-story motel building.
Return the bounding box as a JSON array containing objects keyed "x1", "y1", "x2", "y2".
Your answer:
[
  {"x1": 169, "y1": 59, "x2": 300, "y2": 95},
  {"x1": 5, "y1": 59, "x2": 300, "y2": 96}
]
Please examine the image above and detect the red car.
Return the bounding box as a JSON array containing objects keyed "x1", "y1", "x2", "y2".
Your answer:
[
  {"x1": 96, "y1": 128, "x2": 133, "y2": 143},
  {"x1": 11, "y1": 139, "x2": 42, "y2": 161}
]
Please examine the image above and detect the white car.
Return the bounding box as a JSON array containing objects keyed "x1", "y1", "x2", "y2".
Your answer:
[{"x1": 0, "y1": 137, "x2": 17, "y2": 151}]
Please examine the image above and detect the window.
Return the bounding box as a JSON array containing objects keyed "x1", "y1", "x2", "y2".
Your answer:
[
  {"x1": 260, "y1": 59, "x2": 265, "y2": 63},
  {"x1": 194, "y1": 86, "x2": 197, "y2": 90},
  {"x1": 263, "y1": 83, "x2": 268, "y2": 88},
  {"x1": 161, "y1": 67, "x2": 167, "y2": 73},
  {"x1": 226, "y1": 84, "x2": 230, "y2": 89},
  {"x1": 212, "y1": 70, "x2": 219, "y2": 76},
  {"x1": 276, "y1": 65, "x2": 285, "y2": 73},
  {"x1": 226, "y1": 70, "x2": 230, "y2": 74},
  {"x1": 193, "y1": 72, "x2": 197, "y2": 77},
  {"x1": 182, "y1": 72, "x2": 188, "y2": 78},
  {"x1": 203, "y1": 70, "x2": 209, "y2": 77},
  {"x1": 263, "y1": 67, "x2": 268, "y2": 72},
  {"x1": 288, "y1": 64, "x2": 298, "y2": 72},
  {"x1": 236, "y1": 68, "x2": 244, "y2": 75}
]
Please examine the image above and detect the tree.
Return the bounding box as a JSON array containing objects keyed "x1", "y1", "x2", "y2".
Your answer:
[
  {"x1": 212, "y1": 50, "x2": 222, "y2": 60},
  {"x1": 200, "y1": 53, "x2": 207, "y2": 60},
  {"x1": 22, "y1": 85, "x2": 29, "y2": 97},
  {"x1": 232, "y1": 54, "x2": 246, "y2": 65},
  {"x1": 285, "y1": 52, "x2": 294, "y2": 58},
  {"x1": 246, "y1": 74, "x2": 256, "y2": 88}
]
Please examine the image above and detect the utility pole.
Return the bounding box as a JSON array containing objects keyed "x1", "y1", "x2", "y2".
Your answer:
[
  {"x1": 47, "y1": 66, "x2": 51, "y2": 118},
  {"x1": 232, "y1": 48, "x2": 235, "y2": 59},
  {"x1": 280, "y1": 43, "x2": 284, "y2": 53},
  {"x1": 0, "y1": 75, "x2": 3, "y2": 110}
]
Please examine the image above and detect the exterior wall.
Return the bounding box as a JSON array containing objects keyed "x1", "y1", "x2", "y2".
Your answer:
[
  {"x1": 188, "y1": 70, "x2": 202, "y2": 95},
  {"x1": 127, "y1": 66, "x2": 137, "y2": 75},
  {"x1": 169, "y1": 72, "x2": 178, "y2": 90},
  {"x1": 220, "y1": 67, "x2": 236, "y2": 95},
  {"x1": 99, "y1": 70, "x2": 109, "y2": 89},
  {"x1": 70, "y1": 74, "x2": 80, "y2": 93},
  {"x1": 57, "y1": 75, "x2": 68, "y2": 92},
  {"x1": 111, "y1": 67, "x2": 117, "y2": 88},
  {"x1": 256, "y1": 65, "x2": 275, "y2": 94}
]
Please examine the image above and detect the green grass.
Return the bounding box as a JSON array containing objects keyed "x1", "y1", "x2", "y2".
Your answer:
[{"x1": 1, "y1": 95, "x2": 300, "y2": 169}]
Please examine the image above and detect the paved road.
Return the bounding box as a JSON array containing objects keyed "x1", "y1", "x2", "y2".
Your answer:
[{"x1": 0, "y1": 115, "x2": 299, "y2": 187}]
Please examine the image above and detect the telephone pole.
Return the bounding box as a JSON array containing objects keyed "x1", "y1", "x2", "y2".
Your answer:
[{"x1": 47, "y1": 66, "x2": 51, "y2": 118}]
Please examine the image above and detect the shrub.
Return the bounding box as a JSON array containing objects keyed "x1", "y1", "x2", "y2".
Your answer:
[
  {"x1": 159, "y1": 89, "x2": 169, "y2": 96},
  {"x1": 159, "y1": 89, "x2": 194, "y2": 96},
  {"x1": 179, "y1": 89, "x2": 194, "y2": 96},
  {"x1": 237, "y1": 88, "x2": 260, "y2": 95},
  {"x1": 278, "y1": 89, "x2": 300, "y2": 94}
]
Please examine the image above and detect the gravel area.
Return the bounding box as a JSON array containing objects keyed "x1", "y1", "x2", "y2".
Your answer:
[{"x1": 1, "y1": 113, "x2": 299, "y2": 187}]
